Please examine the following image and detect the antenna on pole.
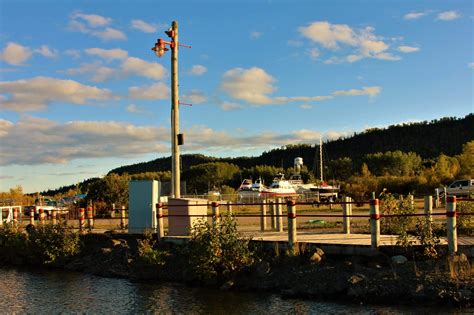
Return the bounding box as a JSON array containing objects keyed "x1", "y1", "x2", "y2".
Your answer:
[{"x1": 319, "y1": 135, "x2": 323, "y2": 182}]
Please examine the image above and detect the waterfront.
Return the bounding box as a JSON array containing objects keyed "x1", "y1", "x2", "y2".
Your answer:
[{"x1": 0, "y1": 267, "x2": 469, "y2": 314}]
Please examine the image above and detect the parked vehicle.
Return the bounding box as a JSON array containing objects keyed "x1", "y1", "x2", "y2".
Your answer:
[{"x1": 445, "y1": 179, "x2": 474, "y2": 197}]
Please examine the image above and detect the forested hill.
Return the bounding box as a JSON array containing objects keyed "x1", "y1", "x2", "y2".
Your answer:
[{"x1": 110, "y1": 114, "x2": 473, "y2": 175}]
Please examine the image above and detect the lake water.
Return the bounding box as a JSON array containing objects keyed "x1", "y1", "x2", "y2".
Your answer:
[{"x1": 0, "y1": 267, "x2": 467, "y2": 314}]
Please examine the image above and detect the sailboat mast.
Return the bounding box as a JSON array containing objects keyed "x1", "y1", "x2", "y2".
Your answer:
[{"x1": 319, "y1": 136, "x2": 323, "y2": 182}]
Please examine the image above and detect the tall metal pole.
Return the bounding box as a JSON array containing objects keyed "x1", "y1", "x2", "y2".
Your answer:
[
  {"x1": 171, "y1": 21, "x2": 180, "y2": 198},
  {"x1": 319, "y1": 136, "x2": 323, "y2": 182}
]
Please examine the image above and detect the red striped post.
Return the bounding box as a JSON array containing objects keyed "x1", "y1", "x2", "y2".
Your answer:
[
  {"x1": 369, "y1": 199, "x2": 380, "y2": 249},
  {"x1": 211, "y1": 202, "x2": 220, "y2": 224},
  {"x1": 260, "y1": 201, "x2": 267, "y2": 231},
  {"x1": 287, "y1": 199, "x2": 297, "y2": 250},
  {"x1": 156, "y1": 203, "x2": 164, "y2": 240},
  {"x1": 87, "y1": 206, "x2": 94, "y2": 230},
  {"x1": 79, "y1": 208, "x2": 85, "y2": 231},
  {"x1": 446, "y1": 196, "x2": 457, "y2": 254}
]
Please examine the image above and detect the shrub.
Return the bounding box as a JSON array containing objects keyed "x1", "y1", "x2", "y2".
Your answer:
[
  {"x1": 457, "y1": 201, "x2": 474, "y2": 236},
  {"x1": 184, "y1": 214, "x2": 254, "y2": 282},
  {"x1": 379, "y1": 193, "x2": 415, "y2": 247},
  {"x1": 28, "y1": 222, "x2": 80, "y2": 265},
  {"x1": 0, "y1": 222, "x2": 28, "y2": 264},
  {"x1": 137, "y1": 230, "x2": 168, "y2": 266}
]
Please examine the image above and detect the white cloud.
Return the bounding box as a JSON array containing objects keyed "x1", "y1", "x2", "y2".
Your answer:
[
  {"x1": 0, "y1": 42, "x2": 32, "y2": 65},
  {"x1": 131, "y1": 19, "x2": 159, "y2": 33},
  {"x1": 0, "y1": 76, "x2": 113, "y2": 112},
  {"x1": 287, "y1": 40, "x2": 304, "y2": 47},
  {"x1": 333, "y1": 86, "x2": 381, "y2": 98},
  {"x1": 221, "y1": 67, "x2": 275, "y2": 105},
  {"x1": 34, "y1": 45, "x2": 58, "y2": 58},
  {"x1": 298, "y1": 21, "x2": 401, "y2": 63},
  {"x1": 65, "y1": 49, "x2": 81, "y2": 59},
  {"x1": 398, "y1": 45, "x2": 420, "y2": 53},
  {"x1": 250, "y1": 31, "x2": 263, "y2": 39},
  {"x1": 85, "y1": 48, "x2": 128, "y2": 60},
  {"x1": 300, "y1": 104, "x2": 313, "y2": 110},
  {"x1": 129, "y1": 82, "x2": 169, "y2": 100},
  {"x1": 69, "y1": 13, "x2": 126, "y2": 40},
  {"x1": 437, "y1": 11, "x2": 461, "y2": 21},
  {"x1": 126, "y1": 104, "x2": 147, "y2": 114},
  {"x1": 220, "y1": 101, "x2": 242, "y2": 111},
  {"x1": 72, "y1": 13, "x2": 111, "y2": 27},
  {"x1": 66, "y1": 62, "x2": 116, "y2": 82},
  {"x1": 121, "y1": 57, "x2": 166, "y2": 80},
  {"x1": 189, "y1": 64, "x2": 207, "y2": 76},
  {"x1": 221, "y1": 67, "x2": 378, "y2": 105},
  {"x1": 307, "y1": 48, "x2": 320, "y2": 60},
  {"x1": 182, "y1": 90, "x2": 207, "y2": 104},
  {"x1": 404, "y1": 12, "x2": 427, "y2": 20},
  {"x1": 468, "y1": 62, "x2": 474, "y2": 69},
  {"x1": 93, "y1": 27, "x2": 127, "y2": 40}
]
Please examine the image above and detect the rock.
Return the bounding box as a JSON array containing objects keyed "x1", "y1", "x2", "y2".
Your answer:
[
  {"x1": 314, "y1": 247, "x2": 324, "y2": 256},
  {"x1": 220, "y1": 280, "x2": 234, "y2": 291},
  {"x1": 111, "y1": 239, "x2": 127, "y2": 247},
  {"x1": 310, "y1": 253, "x2": 322, "y2": 264},
  {"x1": 254, "y1": 261, "x2": 271, "y2": 277},
  {"x1": 100, "y1": 247, "x2": 112, "y2": 254},
  {"x1": 348, "y1": 274, "x2": 366, "y2": 285},
  {"x1": 391, "y1": 255, "x2": 408, "y2": 265}
]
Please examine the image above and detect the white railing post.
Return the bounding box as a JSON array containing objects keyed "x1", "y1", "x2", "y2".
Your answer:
[
  {"x1": 343, "y1": 196, "x2": 351, "y2": 234},
  {"x1": 287, "y1": 199, "x2": 297, "y2": 250},
  {"x1": 370, "y1": 199, "x2": 380, "y2": 249},
  {"x1": 424, "y1": 195, "x2": 433, "y2": 232},
  {"x1": 446, "y1": 196, "x2": 457, "y2": 254},
  {"x1": 120, "y1": 206, "x2": 126, "y2": 230},
  {"x1": 260, "y1": 201, "x2": 267, "y2": 231},
  {"x1": 276, "y1": 197, "x2": 283, "y2": 232},
  {"x1": 269, "y1": 200, "x2": 276, "y2": 230}
]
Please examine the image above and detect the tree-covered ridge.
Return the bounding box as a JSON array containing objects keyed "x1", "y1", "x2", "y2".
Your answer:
[{"x1": 110, "y1": 114, "x2": 473, "y2": 175}]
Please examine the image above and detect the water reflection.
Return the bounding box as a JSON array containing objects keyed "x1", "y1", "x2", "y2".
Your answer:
[{"x1": 0, "y1": 267, "x2": 469, "y2": 314}]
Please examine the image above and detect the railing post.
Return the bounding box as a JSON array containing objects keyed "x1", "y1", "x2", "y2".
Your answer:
[
  {"x1": 287, "y1": 199, "x2": 297, "y2": 250},
  {"x1": 424, "y1": 195, "x2": 433, "y2": 232},
  {"x1": 343, "y1": 196, "x2": 351, "y2": 234},
  {"x1": 52, "y1": 209, "x2": 57, "y2": 225},
  {"x1": 156, "y1": 203, "x2": 164, "y2": 241},
  {"x1": 446, "y1": 196, "x2": 457, "y2": 254},
  {"x1": 260, "y1": 200, "x2": 267, "y2": 231},
  {"x1": 370, "y1": 199, "x2": 380, "y2": 249},
  {"x1": 434, "y1": 188, "x2": 440, "y2": 208},
  {"x1": 30, "y1": 209, "x2": 35, "y2": 225},
  {"x1": 408, "y1": 193, "x2": 414, "y2": 210},
  {"x1": 276, "y1": 197, "x2": 283, "y2": 232},
  {"x1": 120, "y1": 206, "x2": 126, "y2": 230},
  {"x1": 269, "y1": 200, "x2": 276, "y2": 230},
  {"x1": 87, "y1": 206, "x2": 94, "y2": 230},
  {"x1": 13, "y1": 207, "x2": 18, "y2": 223},
  {"x1": 39, "y1": 208, "x2": 45, "y2": 225},
  {"x1": 227, "y1": 200, "x2": 232, "y2": 215},
  {"x1": 79, "y1": 208, "x2": 85, "y2": 231},
  {"x1": 443, "y1": 187, "x2": 447, "y2": 206},
  {"x1": 212, "y1": 202, "x2": 220, "y2": 224}
]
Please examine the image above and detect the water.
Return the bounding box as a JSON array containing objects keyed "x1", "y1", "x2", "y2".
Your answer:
[{"x1": 0, "y1": 267, "x2": 467, "y2": 314}]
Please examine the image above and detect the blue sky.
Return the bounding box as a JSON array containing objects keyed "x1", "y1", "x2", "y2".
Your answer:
[{"x1": 0, "y1": 0, "x2": 472, "y2": 193}]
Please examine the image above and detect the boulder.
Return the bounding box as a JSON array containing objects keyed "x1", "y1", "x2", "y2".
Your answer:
[
  {"x1": 348, "y1": 274, "x2": 366, "y2": 285},
  {"x1": 310, "y1": 253, "x2": 322, "y2": 264},
  {"x1": 391, "y1": 255, "x2": 408, "y2": 265}
]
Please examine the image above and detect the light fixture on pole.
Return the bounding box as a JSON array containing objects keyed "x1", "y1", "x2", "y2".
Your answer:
[{"x1": 151, "y1": 21, "x2": 190, "y2": 198}]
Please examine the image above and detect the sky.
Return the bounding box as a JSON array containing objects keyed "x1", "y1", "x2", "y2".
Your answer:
[{"x1": 0, "y1": 0, "x2": 472, "y2": 193}]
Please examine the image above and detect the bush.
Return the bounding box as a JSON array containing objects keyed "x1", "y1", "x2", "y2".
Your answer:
[
  {"x1": 457, "y1": 201, "x2": 474, "y2": 236},
  {"x1": 379, "y1": 193, "x2": 415, "y2": 247},
  {"x1": 28, "y1": 222, "x2": 80, "y2": 265},
  {"x1": 137, "y1": 231, "x2": 168, "y2": 266},
  {"x1": 184, "y1": 215, "x2": 254, "y2": 282},
  {"x1": 0, "y1": 222, "x2": 28, "y2": 264}
]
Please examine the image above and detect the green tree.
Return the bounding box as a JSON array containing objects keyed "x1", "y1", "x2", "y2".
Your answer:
[{"x1": 456, "y1": 141, "x2": 474, "y2": 178}]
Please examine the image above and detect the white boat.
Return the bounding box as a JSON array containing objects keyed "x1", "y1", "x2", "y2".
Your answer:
[
  {"x1": 237, "y1": 178, "x2": 266, "y2": 201},
  {"x1": 260, "y1": 173, "x2": 298, "y2": 197}
]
